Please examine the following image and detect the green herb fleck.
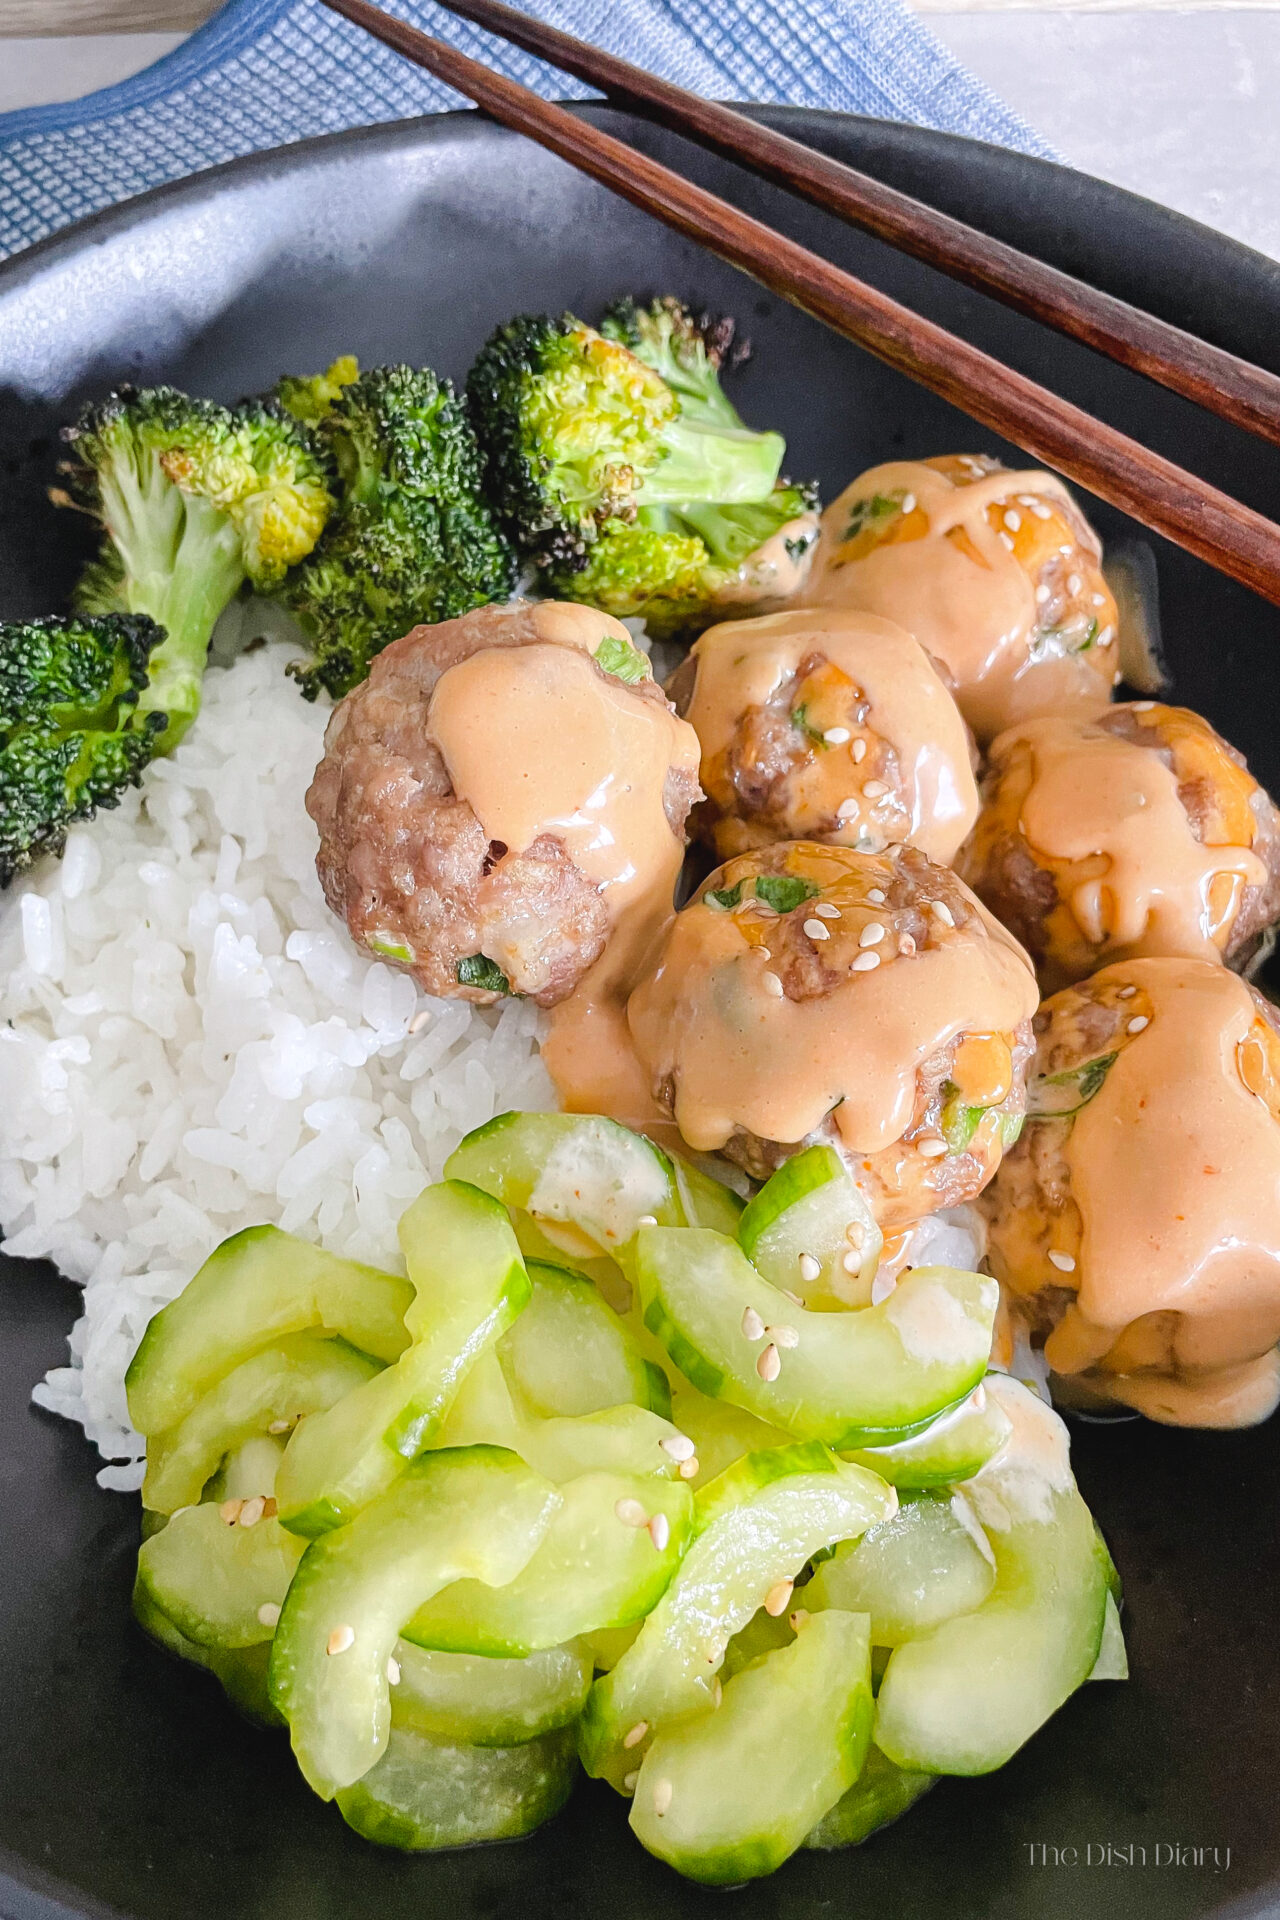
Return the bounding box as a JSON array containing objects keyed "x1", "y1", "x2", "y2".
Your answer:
[
  {"x1": 367, "y1": 933, "x2": 416, "y2": 964},
  {"x1": 790, "y1": 703, "x2": 828, "y2": 747},
  {"x1": 1027, "y1": 1050, "x2": 1116, "y2": 1119},
  {"x1": 456, "y1": 954, "x2": 512, "y2": 994},
  {"x1": 940, "y1": 1084, "x2": 983, "y2": 1155},
  {"x1": 784, "y1": 530, "x2": 816, "y2": 564},
  {"x1": 703, "y1": 880, "x2": 746, "y2": 912},
  {"x1": 755, "y1": 874, "x2": 820, "y2": 915},
  {"x1": 843, "y1": 492, "x2": 904, "y2": 542},
  {"x1": 593, "y1": 632, "x2": 651, "y2": 685}
]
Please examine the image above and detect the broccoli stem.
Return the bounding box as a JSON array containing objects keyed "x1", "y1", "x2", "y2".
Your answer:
[{"x1": 639, "y1": 418, "x2": 785, "y2": 508}]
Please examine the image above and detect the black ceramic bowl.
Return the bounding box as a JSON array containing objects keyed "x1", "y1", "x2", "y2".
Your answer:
[{"x1": 2, "y1": 105, "x2": 1280, "y2": 1920}]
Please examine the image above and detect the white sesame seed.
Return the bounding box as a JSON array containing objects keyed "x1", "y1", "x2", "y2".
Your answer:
[
  {"x1": 1127, "y1": 1015, "x2": 1150, "y2": 1034},
  {"x1": 1035, "y1": 583, "x2": 1051, "y2": 606},
  {"x1": 859, "y1": 921, "x2": 886, "y2": 947},
  {"x1": 852, "y1": 738, "x2": 868, "y2": 763},
  {"x1": 267, "y1": 1418, "x2": 292, "y2": 1435},
  {"x1": 1119, "y1": 984, "x2": 1138, "y2": 998},
  {"x1": 757, "y1": 947, "x2": 772, "y2": 961},
  {"x1": 823, "y1": 726, "x2": 851, "y2": 745},
  {"x1": 757, "y1": 1343, "x2": 782, "y2": 1382},
  {"x1": 898, "y1": 934, "x2": 917, "y2": 957},
  {"x1": 409, "y1": 1009, "x2": 432, "y2": 1034},
  {"x1": 742, "y1": 1306, "x2": 765, "y2": 1341},
  {"x1": 637, "y1": 1215, "x2": 658, "y2": 1230},
  {"x1": 781, "y1": 1288, "x2": 805, "y2": 1307},
  {"x1": 1030, "y1": 500, "x2": 1052, "y2": 520},
  {"x1": 615, "y1": 1497, "x2": 649, "y2": 1528},
  {"x1": 870, "y1": 1272, "x2": 897, "y2": 1306},
  {"x1": 623, "y1": 1721, "x2": 649, "y2": 1749},
  {"x1": 660, "y1": 1432, "x2": 696, "y2": 1462},
  {"x1": 789, "y1": 1608, "x2": 811, "y2": 1632},
  {"x1": 842, "y1": 1250, "x2": 862, "y2": 1274},
  {"x1": 386, "y1": 1656, "x2": 401, "y2": 1685},
  {"x1": 1097, "y1": 626, "x2": 1115, "y2": 647},
  {"x1": 998, "y1": 531, "x2": 1015, "y2": 552},
  {"x1": 712, "y1": 1676, "x2": 723, "y2": 1708},
  {"x1": 623, "y1": 1770, "x2": 640, "y2": 1792},
  {"x1": 837, "y1": 797, "x2": 861, "y2": 820},
  {"x1": 900, "y1": 492, "x2": 917, "y2": 514},
  {"x1": 863, "y1": 779, "x2": 888, "y2": 799},
  {"x1": 678, "y1": 1457, "x2": 700, "y2": 1480},
  {"x1": 917, "y1": 1137, "x2": 948, "y2": 1159},
  {"x1": 238, "y1": 1495, "x2": 266, "y2": 1529},
  {"x1": 652, "y1": 1777, "x2": 674, "y2": 1817},
  {"x1": 846, "y1": 1220, "x2": 865, "y2": 1247},
  {"x1": 764, "y1": 1579, "x2": 794, "y2": 1618},
  {"x1": 219, "y1": 1499, "x2": 243, "y2": 1526},
  {"x1": 814, "y1": 902, "x2": 840, "y2": 919},
  {"x1": 327, "y1": 1625, "x2": 355, "y2": 1657},
  {"x1": 803, "y1": 918, "x2": 830, "y2": 941},
  {"x1": 931, "y1": 900, "x2": 956, "y2": 927},
  {"x1": 1092, "y1": 592, "x2": 1107, "y2": 607},
  {"x1": 1003, "y1": 509, "x2": 1021, "y2": 532},
  {"x1": 1067, "y1": 573, "x2": 1082, "y2": 595},
  {"x1": 1048, "y1": 1250, "x2": 1077, "y2": 1273},
  {"x1": 762, "y1": 970, "x2": 784, "y2": 998},
  {"x1": 798, "y1": 1252, "x2": 822, "y2": 1284},
  {"x1": 767, "y1": 1324, "x2": 800, "y2": 1349},
  {"x1": 867, "y1": 888, "x2": 886, "y2": 905},
  {"x1": 257, "y1": 1602, "x2": 281, "y2": 1629},
  {"x1": 851, "y1": 951, "x2": 881, "y2": 972},
  {"x1": 1059, "y1": 542, "x2": 1074, "y2": 556}
]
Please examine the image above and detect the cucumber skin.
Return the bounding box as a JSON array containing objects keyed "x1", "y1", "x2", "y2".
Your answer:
[
  {"x1": 133, "y1": 1578, "x2": 284, "y2": 1729},
  {"x1": 335, "y1": 1723, "x2": 578, "y2": 1851},
  {"x1": 804, "y1": 1746, "x2": 936, "y2": 1850}
]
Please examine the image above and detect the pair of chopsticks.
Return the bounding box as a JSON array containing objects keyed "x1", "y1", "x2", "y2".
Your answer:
[{"x1": 323, "y1": 0, "x2": 1280, "y2": 606}]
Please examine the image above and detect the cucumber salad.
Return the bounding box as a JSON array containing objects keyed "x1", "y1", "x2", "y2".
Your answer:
[{"x1": 129, "y1": 1110, "x2": 1122, "y2": 1884}]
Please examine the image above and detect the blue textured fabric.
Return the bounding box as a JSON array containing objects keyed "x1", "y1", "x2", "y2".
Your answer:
[{"x1": 0, "y1": 0, "x2": 1050, "y2": 261}]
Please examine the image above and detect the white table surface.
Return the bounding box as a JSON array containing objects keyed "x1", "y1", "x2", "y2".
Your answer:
[{"x1": 1, "y1": 12, "x2": 1278, "y2": 263}]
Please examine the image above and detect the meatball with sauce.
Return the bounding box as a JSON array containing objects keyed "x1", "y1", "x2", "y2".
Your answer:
[
  {"x1": 627, "y1": 839, "x2": 1038, "y2": 1228},
  {"x1": 802, "y1": 455, "x2": 1118, "y2": 745},
  {"x1": 983, "y1": 957, "x2": 1280, "y2": 1428},
  {"x1": 669, "y1": 606, "x2": 979, "y2": 866},
  {"x1": 957, "y1": 702, "x2": 1280, "y2": 991},
  {"x1": 306, "y1": 601, "x2": 702, "y2": 1005}
]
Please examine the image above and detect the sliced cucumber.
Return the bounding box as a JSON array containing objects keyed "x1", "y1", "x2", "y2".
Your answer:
[
  {"x1": 637, "y1": 1227, "x2": 998, "y2": 1448},
  {"x1": 269, "y1": 1445, "x2": 560, "y2": 1797},
  {"x1": 720, "y1": 1604, "x2": 793, "y2": 1680},
  {"x1": 403, "y1": 1471, "x2": 694, "y2": 1657},
  {"x1": 511, "y1": 1215, "x2": 633, "y2": 1312},
  {"x1": 669, "y1": 1379, "x2": 794, "y2": 1486},
  {"x1": 499, "y1": 1262, "x2": 669, "y2": 1420},
  {"x1": 1089, "y1": 1593, "x2": 1129, "y2": 1681},
  {"x1": 126, "y1": 1226, "x2": 412, "y2": 1435},
  {"x1": 391, "y1": 1640, "x2": 590, "y2": 1745},
  {"x1": 842, "y1": 1382, "x2": 1012, "y2": 1488},
  {"x1": 275, "y1": 1184, "x2": 530, "y2": 1534},
  {"x1": 807, "y1": 1492, "x2": 995, "y2": 1646},
  {"x1": 579, "y1": 1444, "x2": 893, "y2": 1790},
  {"x1": 137, "y1": 1502, "x2": 306, "y2": 1648},
  {"x1": 672, "y1": 1157, "x2": 745, "y2": 1235},
  {"x1": 630, "y1": 1610, "x2": 873, "y2": 1884},
  {"x1": 445, "y1": 1112, "x2": 682, "y2": 1258},
  {"x1": 874, "y1": 1376, "x2": 1108, "y2": 1774},
  {"x1": 804, "y1": 1745, "x2": 935, "y2": 1850},
  {"x1": 579, "y1": 1622, "x2": 642, "y2": 1672},
  {"x1": 738, "y1": 1145, "x2": 882, "y2": 1309},
  {"x1": 335, "y1": 1722, "x2": 577, "y2": 1850},
  {"x1": 133, "y1": 1578, "x2": 283, "y2": 1728},
  {"x1": 208, "y1": 1433, "x2": 287, "y2": 1503},
  {"x1": 142, "y1": 1334, "x2": 382, "y2": 1514},
  {"x1": 439, "y1": 1348, "x2": 681, "y2": 1483}
]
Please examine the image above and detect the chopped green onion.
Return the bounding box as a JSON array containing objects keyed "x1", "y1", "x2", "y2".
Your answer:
[
  {"x1": 1027, "y1": 1051, "x2": 1116, "y2": 1119},
  {"x1": 790, "y1": 704, "x2": 828, "y2": 748},
  {"x1": 703, "y1": 881, "x2": 746, "y2": 913},
  {"x1": 456, "y1": 955, "x2": 513, "y2": 995},
  {"x1": 755, "y1": 875, "x2": 820, "y2": 915},
  {"x1": 593, "y1": 633, "x2": 651, "y2": 685}
]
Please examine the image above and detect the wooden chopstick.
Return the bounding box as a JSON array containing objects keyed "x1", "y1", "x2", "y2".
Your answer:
[
  {"x1": 321, "y1": 0, "x2": 1280, "y2": 607},
  {"x1": 424, "y1": 0, "x2": 1280, "y2": 450}
]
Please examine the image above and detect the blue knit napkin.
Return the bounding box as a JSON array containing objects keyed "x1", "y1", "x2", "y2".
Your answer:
[{"x1": 0, "y1": 0, "x2": 1049, "y2": 261}]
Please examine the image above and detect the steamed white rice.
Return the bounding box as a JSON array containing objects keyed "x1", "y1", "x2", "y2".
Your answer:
[{"x1": 0, "y1": 643, "x2": 554, "y2": 1489}]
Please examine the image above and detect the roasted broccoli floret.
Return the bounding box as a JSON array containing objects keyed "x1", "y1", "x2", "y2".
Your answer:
[
  {"x1": 546, "y1": 481, "x2": 820, "y2": 637},
  {"x1": 57, "y1": 385, "x2": 335, "y2": 746},
  {"x1": 0, "y1": 613, "x2": 167, "y2": 884},
  {"x1": 466, "y1": 310, "x2": 785, "y2": 573},
  {"x1": 277, "y1": 363, "x2": 517, "y2": 701},
  {"x1": 600, "y1": 296, "x2": 748, "y2": 430},
  {"x1": 276, "y1": 355, "x2": 361, "y2": 425}
]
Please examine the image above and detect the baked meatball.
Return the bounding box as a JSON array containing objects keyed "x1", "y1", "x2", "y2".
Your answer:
[
  {"x1": 983, "y1": 957, "x2": 1280, "y2": 1427},
  {"x1": 802, "y1": 454, "x2": 1118, "y2": 744},
  {"x1": 958, "y1": 702, "x2": 1280, "y2": 991},
  {"x1": 306, "y1": 601, "x2": 701, "y2": 1005},
  {"x1": 627, "y1": 839, "x2": 1038, "y2": 1227},
  {"x1": 670, "y1": 605, "x2": 979, "y2": 866}
]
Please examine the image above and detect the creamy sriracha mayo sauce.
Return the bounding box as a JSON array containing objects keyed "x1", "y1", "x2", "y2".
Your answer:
[
  {"x1": 989, "y1": 958, "x2": 1280, "y2": 1426},
  {"x1": 684, "y1": 606, "x2": 979, "y2": 865},
  {"x1": 803, "y1": 459, "x2": 1118, "y2": 744}
]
